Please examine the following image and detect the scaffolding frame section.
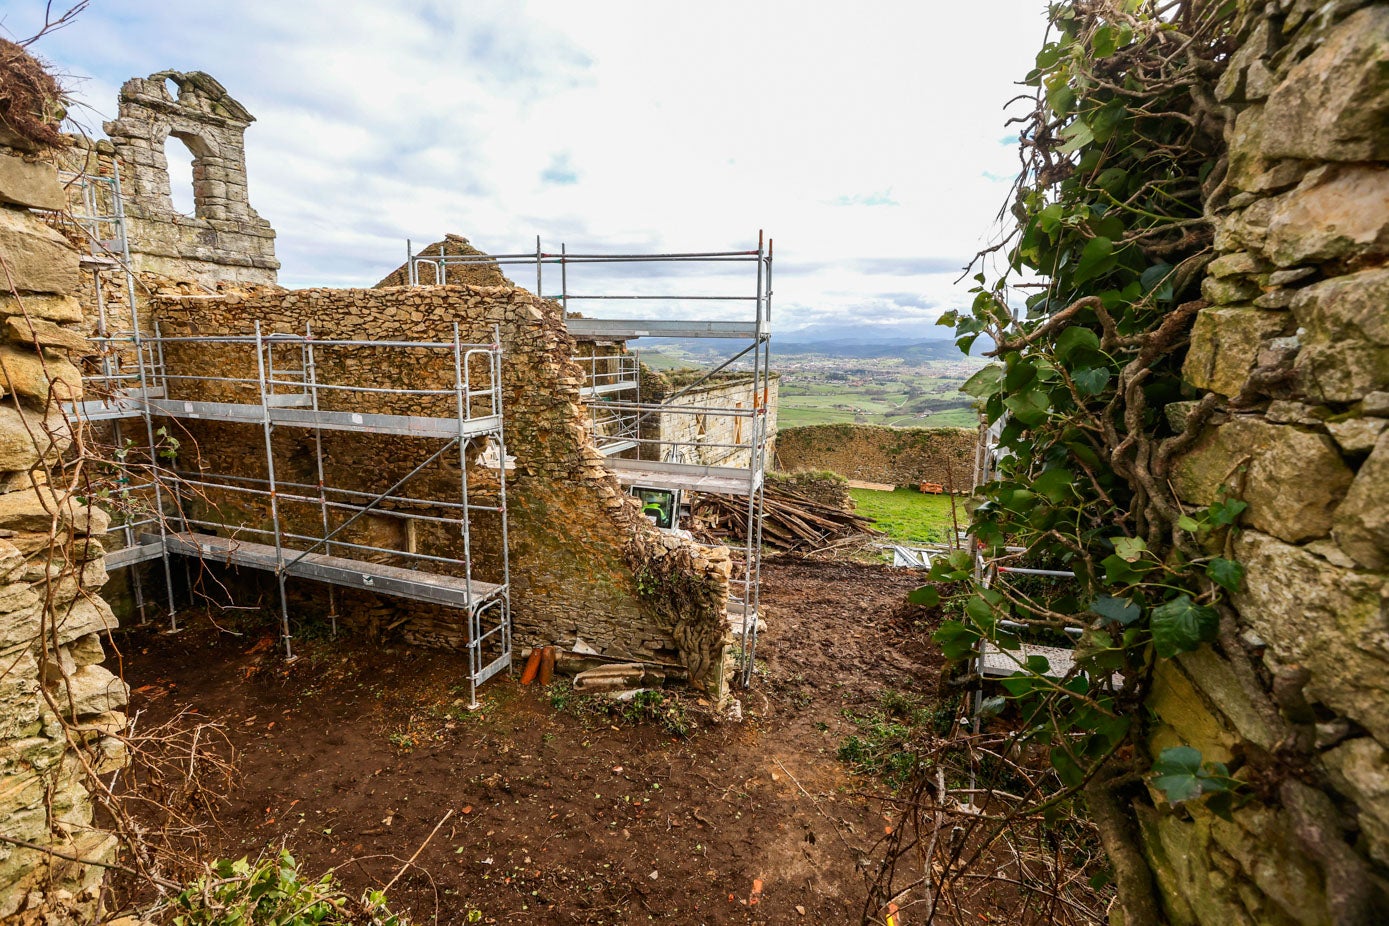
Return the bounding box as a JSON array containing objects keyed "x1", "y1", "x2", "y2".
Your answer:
[
  {"x1": 56, "y1": 163, "x2": 178, "y2": 624},
  {"x1": 68, "y1": 317, "x2": 513, "y2": 707},
  {"x1": 404, "y1": 234, "x2": 774, "y2": 687}
]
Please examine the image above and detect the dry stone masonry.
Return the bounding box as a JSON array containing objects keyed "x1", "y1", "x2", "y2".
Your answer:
[
  {"x1": 151, "y1": 283, "x2": 734, "y2": 695},
  {"x1": 1139, "y1": 1, "x2": 1389, "y2": 921},
  {"x1": 0, "y1": 134, "x2": 126, "y2": 920},
  {"x1": 775, "y1": 423, "x2": 975, "y2": 489}
]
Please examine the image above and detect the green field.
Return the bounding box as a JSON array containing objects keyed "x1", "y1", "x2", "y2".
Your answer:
[
  {"x1": 849, "y1": 487, "x2": 963, "y2": 545},
  {"x1": 777, "y1": 379, "x2": 977, "y2": 428}
]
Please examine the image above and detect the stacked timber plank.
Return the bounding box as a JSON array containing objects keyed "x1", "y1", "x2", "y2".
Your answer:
[{"x1": 688, "y1": 484, "x2": 880, "y2": 552}]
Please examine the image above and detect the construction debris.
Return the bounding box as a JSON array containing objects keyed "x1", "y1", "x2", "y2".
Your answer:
[
  {"x1": 572, "y1": 663, "x2": 661, "y2": 693},
  {"x1": 688, "y1": 484, "x2": 880, "y2": 552}
]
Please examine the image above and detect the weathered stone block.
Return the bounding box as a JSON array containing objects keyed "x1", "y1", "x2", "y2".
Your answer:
[
  {"x1": 0, "y1": 488, "x2": 108, "y2": 541},
  {"x1": 0, "y1": 345, "x2": 81, "y2": 404},
  {"x1": 1291, "y1": 266, "x2": 1389, "y2": 401},
  {"x1": 1263, "y1": 166, "x2": 1389, "y2": 266},
  {"x1": 1233, "y1": 530, "x2": 1389, "y2": 744},
  {"x1": 0, "y1": 208, "x2": 78, "y2": 294},
  {"x1": 3, "y1": 318, "x2": 89, "y2": 353},
  {"x1": 0, "y1": 293, "x2": 83, "y2": 324},
  {"x1": 1332, "y1": 431, "x2": 1389, "y2": 570},
  {"x1": 1328, "y1": 416, "x2": 1389, "y2": 454},
  {"x1": 1262, "y1": 6, "x2": 1389, "y2": 162},
  {"x1": 49, "y1": 664, "x2": 127, "y2": 719},
  {"x1": 49, "y1": 597, "x2": 116, "y2": 647},
  {"x1": 0, "y1": 156, "x2": 64, "y2": 211},
  {"x1": 65, "y1": 633, "x2": 104, "y2": 668},
  {"x1": 1322, "y1": 735, "x2": 1389, "y2": 867},
  {"x1": 1172, "y1": 417, "x2": 1353, "y2": 542},
  {"x1": 1182, "y1": 307, "x2": 1290, "y2": 397}
]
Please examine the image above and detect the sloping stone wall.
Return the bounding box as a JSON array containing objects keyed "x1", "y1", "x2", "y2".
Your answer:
[
  {"x1": 0, "y1": 149, "x2": 126, "y2": 920},
  {"x1": 1137, "y1": 1, "x2": 1389, "y2": 922},
  {"x1": 151, "y1": 284, "x2": 733, "y2": 694},
  {"x1": 775, "y1": 423, "x2": 974, "y2": 489},
  {"x1": 101, "y1": 71, "x2": 278, "y2": 286}
]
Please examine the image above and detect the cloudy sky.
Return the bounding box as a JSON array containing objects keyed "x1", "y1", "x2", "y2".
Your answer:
[{"x1": 8, "y1": 1, "x2": 1049, "y2": 337}]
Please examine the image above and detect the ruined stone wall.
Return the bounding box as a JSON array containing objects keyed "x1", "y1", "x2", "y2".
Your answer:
[
  {"x1": 1137, "y1": 2, "x2": 1389, "y2": 921},
  {"x1": 101, "y1": 71, "x2": 278, "y2": 286},
  {"x1": 152, "y1": 285, "x2": 733, "y2": 694},
  {"x1": 775, "y1": 423, "x2": 974, "y2": 489},
  {"x1": 646, "y1": 375, "x2": 779, "y2": 468},
  {"x1": 0, "y1": 148, "x2": 126, "y2": 920}
]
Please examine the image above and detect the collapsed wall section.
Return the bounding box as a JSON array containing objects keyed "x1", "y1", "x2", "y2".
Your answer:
[
  {"x1": 151, "y1": 284, "x2": 733, "y2": 694},
  {"x1": 775, "y1": 423, "x2": 974, "y2": 488}
]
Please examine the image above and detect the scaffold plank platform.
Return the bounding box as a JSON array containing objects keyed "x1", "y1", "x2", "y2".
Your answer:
[
  {"x1": 579, "y1": 381, "x2": 639, "y2": 397},
  {"x1": 605, "y1": 457, "x2": 763, "y2": 495},
  {"x1": 104, "y1": 540, "x2": 167, "y2": 571},
  {"x1": 980, "y1": 641, "x2": 1077, "y2": 679},
  {"x1": 140, "y1": 399, "x2": 500, "y2": 440},
  {"x1": 565, "y1": 319, "x2": 763, "y2": 340},
  {"x1": 160, "y1": 532, "x2": 504, "y2": 610}
]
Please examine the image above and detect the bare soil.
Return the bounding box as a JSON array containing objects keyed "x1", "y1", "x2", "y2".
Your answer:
[{"x1": 112, "y1": 556, "x2": 942, "y2": 925}]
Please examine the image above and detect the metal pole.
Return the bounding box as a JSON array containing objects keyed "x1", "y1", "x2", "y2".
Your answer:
[
  {"x1": 535, "y1": 235, "x2": 543, "y2": 298},
  {"x1": 306, "y1": 324, "x2": 338, "y2": 636},
  {"x1": 738, "y1": 233, "x2": 765, "y2": 685},
  {"x1": 254, "y1": 322, "x2": 294, "y2": 660},
  {"x1": 560, "y1": 243, "x2": 568, "y2": 317},
  {"x1": 145, "y1": 322, "x2": 178, "y2": 629},
  {"x1": 407, "y1": 239, "x2": 415, "y2": 286},
  {"x1": 492, "y1": 324, "x2": 513, "y2": 684},
  {"x1": 452, "y1": 323, "x2": 478, "y2": 706}
]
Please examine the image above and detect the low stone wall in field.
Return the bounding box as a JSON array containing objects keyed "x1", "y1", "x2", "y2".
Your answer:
[{"x1": 774, "y1": 423, "x2": 975, "y2": 489}]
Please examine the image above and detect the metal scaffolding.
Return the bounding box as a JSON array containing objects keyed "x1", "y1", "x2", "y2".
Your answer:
[
  {"x1": 404, "y1": 234, "x2": 773, "y2": 686},
  {"x1": 69, "y1": 313, "x2": 513, "y2": 706}
]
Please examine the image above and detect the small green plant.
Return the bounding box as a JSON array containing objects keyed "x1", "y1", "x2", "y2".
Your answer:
[
  {"x1": 172, "y1": 850, "x2": 410, "y2": 925},
  {"x1": 836, "y1": 689, "x2": 936, "y2": 788}
]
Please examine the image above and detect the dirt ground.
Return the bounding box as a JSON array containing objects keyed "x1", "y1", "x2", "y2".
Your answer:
[{"x1": 110, "y1": 556, "x2": 943, "y2": 925}]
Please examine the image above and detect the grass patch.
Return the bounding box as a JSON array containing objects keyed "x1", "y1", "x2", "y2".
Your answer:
[
  {"x1": 849, "y1": 486, "x2": 961, "y2": 545},
  {"x1": 838, "y1": 689, "x2": 946, "y2": 788}
]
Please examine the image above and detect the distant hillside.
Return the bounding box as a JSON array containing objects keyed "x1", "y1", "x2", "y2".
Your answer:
[{"x1": 771, "y1": 338, "x2": 965, "y2": 360}]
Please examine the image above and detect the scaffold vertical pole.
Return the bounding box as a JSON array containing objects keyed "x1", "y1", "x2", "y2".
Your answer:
[
  {"x1": 305, "y1": 324, "x2": 337, "y2": 636},
  {"x1": 453, "y1": 323, "x2": 479, "y2": 707},
  {"x1": 492, "y1": 324, "x2": 512, "y2": 675},
  {"x1": 254, "y1": 322, "x2": 294, "y2": 660}
]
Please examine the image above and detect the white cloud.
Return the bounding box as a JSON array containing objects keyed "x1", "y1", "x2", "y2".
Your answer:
[{"x1": 15, "y1": 0, "x2": 1049, "y2": 334}]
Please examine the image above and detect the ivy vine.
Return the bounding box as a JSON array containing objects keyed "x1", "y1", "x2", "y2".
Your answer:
[{"x1": 914, "y1": 0, "x2": 1245, "y2": 911}]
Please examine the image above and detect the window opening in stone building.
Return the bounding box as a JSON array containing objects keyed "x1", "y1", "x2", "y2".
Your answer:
[{"x1": 164, "y1": 134, "x2": 197, "y2": 217}]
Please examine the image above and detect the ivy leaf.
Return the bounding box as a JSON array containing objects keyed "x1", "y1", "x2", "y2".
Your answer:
[
  {"x1": 1150, "y1": 594, "x2": 1219, "y2": 658},
  {"x1": 907, "y1": 585, "x2": 940, "y2": 607},
  {"x1": 1206, "y1": 558, "x2": 1245, "y2": 593},
  {"x1": 1176, "y1": 514, "x2": 1200, "y2": 532},
  {"x1": 1149, "y1": 746, "x2": 1205, "y2": 802},
  {"x1": 1090, "y1": 595, "x2": 1142, "y2": 626},
  {"x1": 960, "y1": 364, "x2": 1004, "y2": 398},
  {"x1": 1055, "y1": 326, "x2": 1100, "y2": 361},
  {"x1": 1003, "y1": 390, "x2": 1050, "y2": 427},
  {"x1": 1072, "y1": 367, "x2": 1110, "y2": 395},
  {"x1": 1207, "y1": 497, "x2": 1248, "y2": 527},
  {"x1": 1149, "y1": 746, "x2": 1234, "y2": 805},
  {"x1": 1091, "y1": 24, "x2": 1117, "y2": 58},
  {"x1": 1059, "y1": 119, "x2": 1094, "y2": 154},
  {"x1": 1073, "y1": 236, "x2": 1116, "y2": 284},
  {"x1": 933, "y1": 620, "x2": 979, "y2": 661},
  {"x1": 1031, "y1": 467, "x2": 1075, "y2": 503},
  {"x1": 1112, "y1": 536, "x2": 1147, "y2": 562}
]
